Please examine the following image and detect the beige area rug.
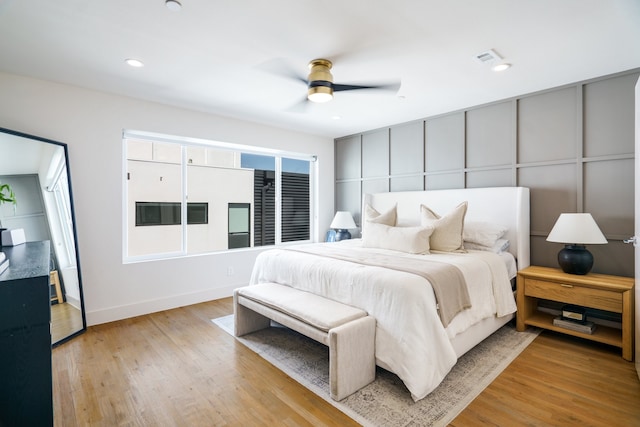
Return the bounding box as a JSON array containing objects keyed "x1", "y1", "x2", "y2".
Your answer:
[{"x1": 212, "y1": 315, "x2": 540, "y2": 427}]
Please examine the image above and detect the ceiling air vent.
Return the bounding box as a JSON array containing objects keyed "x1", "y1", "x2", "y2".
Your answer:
[{"x1": 474, "y1": 49, "x2": 503, "y2": 64}]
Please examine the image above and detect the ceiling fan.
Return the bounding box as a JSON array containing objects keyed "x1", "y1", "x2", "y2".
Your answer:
[
  {"x1": 304, "y1": 58, "x2": 400, "y2": 103},
  {"x1": 259, "y1": 57, "x2": 400, "y2": 109}
]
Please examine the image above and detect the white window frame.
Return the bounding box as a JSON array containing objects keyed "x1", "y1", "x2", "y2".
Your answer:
[
  {"x1": 122, "y1": 130, "x2": 317, "y2": 263},
  {"x1": 46, "y1": 158, "x2": 77, "y2": 269}
]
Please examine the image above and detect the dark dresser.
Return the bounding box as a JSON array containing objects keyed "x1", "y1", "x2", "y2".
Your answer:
[{"x1": 0, "y1": 241, "x2": 53, "y2": 426}]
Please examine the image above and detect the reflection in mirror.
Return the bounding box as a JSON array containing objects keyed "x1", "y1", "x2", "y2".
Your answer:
[{"x1": 0, "y1": 127, "x2": 86, "y2": 346}]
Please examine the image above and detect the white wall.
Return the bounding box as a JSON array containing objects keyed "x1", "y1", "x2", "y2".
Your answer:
[{"x1": 0, "y1": 71, "x2": 335, "y2": 326}]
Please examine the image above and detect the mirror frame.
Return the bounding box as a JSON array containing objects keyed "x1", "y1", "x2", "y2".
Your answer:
[{"x1": 0, "y1": 127, "x2": 86, "y2": 346}]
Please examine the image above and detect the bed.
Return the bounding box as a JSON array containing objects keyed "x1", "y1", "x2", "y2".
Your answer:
[{"x1": 249, "y1": 186, "x2": 530, "y2": 401}]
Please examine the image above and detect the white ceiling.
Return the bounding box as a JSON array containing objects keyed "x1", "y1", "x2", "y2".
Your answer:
[
  {"x1": 0, "y1": 130, "x2": 61, "y2": 176},
  {"x1": 1, "y1": 0, "x2": 639, "y2": 138}
]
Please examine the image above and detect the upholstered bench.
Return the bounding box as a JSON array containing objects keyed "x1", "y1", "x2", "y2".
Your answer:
[{"x1": 233, "y1": 282, "x2": 376, "y2": 401}]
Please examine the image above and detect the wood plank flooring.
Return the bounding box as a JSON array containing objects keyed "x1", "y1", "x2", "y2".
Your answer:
[
  {"x1": 53, "y1": 297, "x2": 640, "y2": 426},
  {"x1": 452, "y1": 332, "x2": 640, "y2": 426},
  {"x1": 51, "y1": 302, "x2": 84, "y2": 344}
]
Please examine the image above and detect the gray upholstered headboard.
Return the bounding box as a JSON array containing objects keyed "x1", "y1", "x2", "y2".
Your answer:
[{"x1": 362, "y1": 187, "x2": 530, "y2": 270}]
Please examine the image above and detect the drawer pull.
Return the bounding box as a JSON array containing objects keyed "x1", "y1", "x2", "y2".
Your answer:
[{"x1": 560, "y1": 284, "x2": 574, "y2": 288}]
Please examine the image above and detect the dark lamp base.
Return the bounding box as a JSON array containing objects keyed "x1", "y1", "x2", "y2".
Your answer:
[
  {"x1": 334, "y1": 229, "x2": 352, "y2": 241},
  {"x1": 557, "y1": 244, "x2": 593, "y2": 275}
]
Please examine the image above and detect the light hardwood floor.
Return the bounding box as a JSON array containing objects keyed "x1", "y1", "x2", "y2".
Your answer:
[
  {"x1": 53, "y1": 297, "x2": 640, "y2": 426},
  {"x1": 51, "y1": 302, "x2": 84, "y2": 344}
]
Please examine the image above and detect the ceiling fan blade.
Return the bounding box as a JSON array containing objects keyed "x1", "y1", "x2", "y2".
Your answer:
[
  {"x1": 285, "y1": 97, "x2": 311, "y2": 113},
  {"x1": 256, "y1": 58, "x2": 307, "y2": 85},
  {"x1": 333, "y1": 82, "x2": 401, "y2": 92}
]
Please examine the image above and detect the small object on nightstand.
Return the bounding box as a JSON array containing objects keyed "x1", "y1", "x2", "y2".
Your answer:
[
  {"x1": 553, "y1": 316, "x2": 596, "y2": 334},
  {"x1": 330, "y1": 211, "x2": 357, "y2": 241},
  {"x1": 546, "y1": 213, "x2": 607, "y2": 275},
  {"x1": 325, "y1": 229, "x2": 336, "y2": 242},
  {"x1": 561, "y1": 304, "x2": 586, "y2": 323},
  {"x1": 1, "y1": 228, "x2": 26, "y2": 246}
]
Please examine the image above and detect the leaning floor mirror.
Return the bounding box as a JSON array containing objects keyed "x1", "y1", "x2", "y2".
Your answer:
[{"x1": 0, "y1": 127, "x2": 86, "y2": 346}]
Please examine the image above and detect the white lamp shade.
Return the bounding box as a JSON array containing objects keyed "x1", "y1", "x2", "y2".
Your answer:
[
  {"x1": 330, "y1": 211, "x2": 356, "y2": 230},
  {"x1": 546, "y1": 213, "x2": 607, "y2": 244}
]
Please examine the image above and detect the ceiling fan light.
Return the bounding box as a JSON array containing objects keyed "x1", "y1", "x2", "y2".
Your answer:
[{"x1": 308, "y1": 86, "x2": 333, "y2": 103}]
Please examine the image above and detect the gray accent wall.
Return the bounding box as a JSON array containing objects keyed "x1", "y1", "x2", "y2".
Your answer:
[{"x1": 335, "y1": 69, "x2": 638, "y2": 278}]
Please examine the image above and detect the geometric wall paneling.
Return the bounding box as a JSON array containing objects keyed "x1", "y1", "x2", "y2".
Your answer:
[
  {"x1": 588, "y1": 240, "x2": 634, "y2": 278},
  {"x1": 334, "y1": 68, "x2": 638, "y2": 277},
  {"x1": 425, "y1": 172, "x2": 464, "y2": 191},
  {"x1": 530, "y1": 235, "x2": 559, "y2": 271},
  {"x1": 518, "y1": 163, "x2": 578, "y2": 235},
  {"x1": 0, "y1": 174, "x2": 42, "y2": 216},
  {"x1": 390, "y1": 175, "x2": 423, "y2": 192},
  {"x1": 466, "y1": 101, "x2": 512, "y2": 168},
  {"x1": 465, "y1": 168, "x2": 513, "y2": 189},
  {"x1": 335, "y1": 181, "x2": 361, "y2": 224},
  {"x1": 583, "y1": 72, "x2": 638, "y2": 158},
  {"x1": 362, "y1": 129, "x2": 389, "y2": 178},
  {"x1": 425, "y1": 112, "x2": 464, "y2": 172},
  {"x1": 335, "y1": 135, "x2": 361, "y2": 180},
  {"x1": 362, "y1": 178, "x2": 389, "y2": 199},
  {"x1": 517, "y1": 87, "x2": 577, "y2": 164},
  {"x1": 390, "y1": 121, "x2": 424, "y2": 175},
  {"x1": 583, "y1": 158, "x2": 634, "y2": 239},
  {"x1": 0, "y1": 174, "x2": 49, "y2": 242}
]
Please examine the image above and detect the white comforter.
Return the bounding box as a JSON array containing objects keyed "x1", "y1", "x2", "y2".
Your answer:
[{"x1": 249, "y1": 239, "x2": 517, "y2": 401}]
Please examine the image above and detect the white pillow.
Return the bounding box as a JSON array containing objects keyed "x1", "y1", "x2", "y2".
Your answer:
[
  {"x1": 362, "y1": 222, "x2": 434, "y2": 254},
  {"x1": 364, "y1": 204, "x2": 397, "y2": 225},
  {"x1": 363, "y1": 204, "x2": 397, "y2": 236},
  {"x1": 463, "y1": 221, "x2": 508, "y2": 247},
  {"x1": 464, "y1": 238, "x2": 510, "y2": 253},
  {"x1": 420, "y1": 202, "x2": 468, "y2": 252}
]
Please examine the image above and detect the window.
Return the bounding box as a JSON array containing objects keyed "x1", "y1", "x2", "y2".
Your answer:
[
  {"x1": 123, "y1": 131, "x2": 316, "y2": 261},
  {"x1": 244, "y1": 155, "x2": 311, "y2": 246},
  {"x1": 228, "y1": 203, "x2": 250, "y2": 249},
  {"x1": 135, "y1": 202, "x2": 209, "y2": 226},
  {"x1": 49, "y1": 164, "x2": 77, "y2": 268},
  {"x1": 186, "y1": 203, "x2": 208, "y2": 225},
  {"x1": 136, "y1": 202, "x2": 181, "y2": 226}
]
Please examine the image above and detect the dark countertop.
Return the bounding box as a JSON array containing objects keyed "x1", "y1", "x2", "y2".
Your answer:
[{"x1": 0, "y1": 241, "x2": 50, "y2": 282}]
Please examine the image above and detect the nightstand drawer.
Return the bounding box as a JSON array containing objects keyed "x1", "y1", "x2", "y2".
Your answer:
[{"x1": 524, "y1": 278, "x2": 623, "y2": 313}]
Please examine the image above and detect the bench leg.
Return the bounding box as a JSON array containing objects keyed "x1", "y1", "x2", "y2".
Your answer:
[
  {"x1": 328, "y1": 316, "x2": 376, "y2": 401},
  {"x1": 234, "y1": 290, "x2": 270, "y2": 336}
]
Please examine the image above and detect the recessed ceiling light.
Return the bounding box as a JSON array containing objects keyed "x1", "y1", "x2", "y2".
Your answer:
[
  {"x1": 492, "y1": 63, "x2": 511, "y2": 72},
  {"x1": 125, "y1": 58, "x2": 144, "y2": 68},
  {"x1": 165, "y1": 0, "x2": 182, "y2": 11},
  {"x1": 331, "y1": 115, "x2": 341, "y2": 120}
]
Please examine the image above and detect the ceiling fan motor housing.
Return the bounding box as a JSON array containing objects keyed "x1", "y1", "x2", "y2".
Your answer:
[{"x1": 307, "y1": 59, "x2": 334, "y2": 102}]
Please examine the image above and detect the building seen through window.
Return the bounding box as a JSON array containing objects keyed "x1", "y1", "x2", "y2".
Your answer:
[{"x1": 124, "y1": 133, "x2": 314, "y2": 261}]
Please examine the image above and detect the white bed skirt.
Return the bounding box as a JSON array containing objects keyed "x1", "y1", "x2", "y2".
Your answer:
[{"x1": 451, "y1": 313, "x2": 514, "y2": 357}]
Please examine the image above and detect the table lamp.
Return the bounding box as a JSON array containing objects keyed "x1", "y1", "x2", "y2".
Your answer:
[
  {"x1": 330, "y1": 211, "x2": 357, "y2": 241},
  {"x1": 546, "y1": 213, "x2": 607, "y2": 275}
]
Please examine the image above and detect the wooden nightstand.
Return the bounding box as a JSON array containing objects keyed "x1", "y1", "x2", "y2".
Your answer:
[{"x1": 516, "y1": 266, "x2": 635, "y2": 361}]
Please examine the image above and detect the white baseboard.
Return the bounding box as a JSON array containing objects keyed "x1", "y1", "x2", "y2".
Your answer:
[
  {"x1": 65, "y1": 295, "x2": 81, "y2": 311},
  {"x1": 86, "y1": 284, "x2": 238, "y2": 326}
]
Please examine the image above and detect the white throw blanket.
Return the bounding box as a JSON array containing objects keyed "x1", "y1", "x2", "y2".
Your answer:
[
  {"x1": 250, "y1": 240, "x2": 517, "y2": 401},
  {"x1": 285, "y1": 245, "x2": 471, "y2": 327}
]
